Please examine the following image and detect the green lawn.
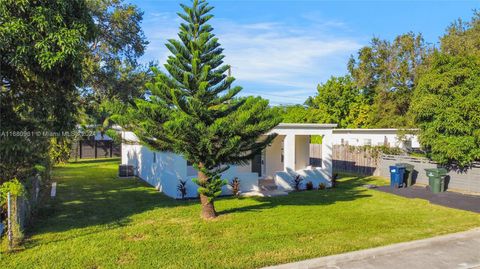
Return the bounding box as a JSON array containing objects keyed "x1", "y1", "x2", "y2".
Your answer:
[{"x1": 1, "y1": 159, "x2": 479, "y2": 268}]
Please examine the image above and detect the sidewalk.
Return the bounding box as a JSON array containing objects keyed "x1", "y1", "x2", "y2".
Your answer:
[{"x1": 264, "y1": 228, "x2": 480, "y2": 269}]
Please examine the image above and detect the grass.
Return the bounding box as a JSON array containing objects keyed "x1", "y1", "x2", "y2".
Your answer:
[{"x1": 1, "y1": 158, "x2": 479, "y2": 268}]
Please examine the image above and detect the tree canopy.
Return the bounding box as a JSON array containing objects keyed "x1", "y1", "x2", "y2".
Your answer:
[
  {"x1": 409, "y1": 12, "x2": 480, "y2": 168},
  {"x1": 410, "y1": 53, "x2": 480, "y2": 167},
  {"x1": 0, "y1": 0, "x2": 94, "y2": 179}
]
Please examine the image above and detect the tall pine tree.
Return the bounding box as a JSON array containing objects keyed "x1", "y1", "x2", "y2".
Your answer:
[{"x1": 117, "y1": 0, "x2": 280, "y2": 219}]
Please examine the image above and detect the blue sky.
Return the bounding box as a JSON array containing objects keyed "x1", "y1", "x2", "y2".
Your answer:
[{"x1": 131, "y1": 0, "x2": 479, "y2": 105}]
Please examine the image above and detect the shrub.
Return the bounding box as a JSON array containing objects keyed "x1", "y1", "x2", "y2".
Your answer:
[
  {"x1": 291, "y1": 175, "x2": 303, "y2": 191},
  {"x1": 0, "y1": 178, "x2": 26, "y2": 206},
  {"x1": 177, "y1": 180, "x2": 187, "y2": 199},
  {"x1": 229, "y1": 177, "x2": 241, "y2": 196},
  {"x1": 319, "y1": 183, "x2": 326, "y2": 190},
  {"x1": 306, "y1": 181, "x2": 314, "y2": 190}
]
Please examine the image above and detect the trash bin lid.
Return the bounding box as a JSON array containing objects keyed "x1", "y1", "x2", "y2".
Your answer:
[
  {"x1": 425, "y1": 168, "x2": 448, "y2": 176},
  {"x1": 436, "y1": 167, "x2": 448, "y2": 175}
]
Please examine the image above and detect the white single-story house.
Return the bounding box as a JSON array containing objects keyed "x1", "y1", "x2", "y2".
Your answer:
[{"x1": 121, "y1": 124, "x2": 419, "y2": 198}]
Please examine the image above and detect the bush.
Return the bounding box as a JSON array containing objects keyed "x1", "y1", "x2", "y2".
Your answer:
[
  {"x1": 48, "y1": 137, "x2": 71, "y2": 164},
  {"x1": 177, "y1": 180, "x2": 187, "y2": 199},
  {"x1": 291, "y1": 175, "x2": 303, "y2": 191},
  {"x1": 0, "y1": 178, "x2": 27, "y2": 247},
  {"x1": 306, "y1": 181, "x2": 314, "y2": 190},
  {"x1": 229, "y1": 177, "x2": 241, "y2": 196},
  {"x1": 319, "y1": 183, "x2": 326, "y2": 190},
  {"x1": 0, "y1": 178, "x2": 25, "y2": 207}
]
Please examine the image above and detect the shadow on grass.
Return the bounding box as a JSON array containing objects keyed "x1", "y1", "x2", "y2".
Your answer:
[
  {"x1": 67, "y1": 158, "x2": 121, "y2": 165},
  {"x1": 26, "y1": 159, "x2": 195, "y2": 245},
  {"x1": 26, "y1": 160, "x2": 374, "y2": 248},
  {"x1": 219, "y1": 176, "x2": 375, "y2": 215}
]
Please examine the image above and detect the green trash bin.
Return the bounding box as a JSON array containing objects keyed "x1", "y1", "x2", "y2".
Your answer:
[
  {"x1": 425, "y1": 168, "x2": 448, "y2": 193},
  {"x1": 396, "y1": 163, "x2": 414, "y2": 187}
]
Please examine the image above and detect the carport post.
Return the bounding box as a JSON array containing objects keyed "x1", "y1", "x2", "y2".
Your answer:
[
  {"x1": 321, "y1": 130, "x2": 334, "y2": 180},
  {"x1": 283, "y1": 134, "x2": 296, "y2": 172}
]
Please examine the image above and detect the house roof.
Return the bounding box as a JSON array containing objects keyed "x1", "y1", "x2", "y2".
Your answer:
[
  {"x1": 276, "y1": 123, "x2": 338, "y2": 129},
  {"x1": 333, "y1": 128, "x2": 418, "y2": 134}
]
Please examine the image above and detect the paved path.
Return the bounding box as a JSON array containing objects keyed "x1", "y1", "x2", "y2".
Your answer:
[
  {"x1": 376, "y1": 185, "x2": 480, "y2": 213},
  {"x1": 264, "y1": 228, "x2": 480, "y2": 269}
]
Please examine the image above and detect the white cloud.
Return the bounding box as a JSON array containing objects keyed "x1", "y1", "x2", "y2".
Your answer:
[{"x1": 140, "y1": 13, "x2": 363, "y2": 104}]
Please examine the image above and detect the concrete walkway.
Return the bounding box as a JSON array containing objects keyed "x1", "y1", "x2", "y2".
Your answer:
[{"x1": 264, "y1": 228, "x2": 480, "y2": 269}]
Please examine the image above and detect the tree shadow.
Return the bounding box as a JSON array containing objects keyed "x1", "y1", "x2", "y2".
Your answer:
[
  {"x1": 23, "y1": 160, "x2": 374, "y2": 250},
  {"x1": 24, "y1": 161, "x2": 194, "y2": 247},
  {"x1": 67, "y1": 158, "x2": 121, "y2": 165},
  {"x1": 219, "y1": 176, "x2": 373, "y2": 215}
]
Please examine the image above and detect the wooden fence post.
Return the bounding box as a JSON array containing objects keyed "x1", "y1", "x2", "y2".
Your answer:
[
  {"x1": 79, "y1": 140, "x2": 83, "y2": 159},
  {"x1": 94, "y1": 140, "x2": 98, "y2": 159}
]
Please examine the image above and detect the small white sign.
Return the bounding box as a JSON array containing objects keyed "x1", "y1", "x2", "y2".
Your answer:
[{"x1": 51, "y1": 182, "x2": 57, "y2": 197}]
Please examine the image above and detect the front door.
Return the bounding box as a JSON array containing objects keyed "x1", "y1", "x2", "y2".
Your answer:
[{"x1": 252, "y1": 153, "x2": 262, "y2": 177}]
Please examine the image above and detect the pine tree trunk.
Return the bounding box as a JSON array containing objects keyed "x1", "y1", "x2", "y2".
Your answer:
[{"x1": 198, "y1": 165, "x2": 217, "y2": 219}]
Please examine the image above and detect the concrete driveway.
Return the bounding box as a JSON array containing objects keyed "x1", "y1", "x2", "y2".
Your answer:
[{"x1": 264, "y1": 228, "x2": 480, "y2": 269}]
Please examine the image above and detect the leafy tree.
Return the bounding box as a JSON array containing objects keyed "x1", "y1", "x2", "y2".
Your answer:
[
  {"x1": 410, "y1": 52, "x2": 480, "y2": 168},
  {"x1": 348, "y1": 33, "x2": 429, "y2": 127},
  {"x1": 410, "y1": 12, "x2": 480, "y2": 168},
  {"x1": 116, "y1": 0, "x2": 280, "y2": 219},
  {"x1": 0, "y1": 0, "x2": 94, "y2": 179},
  {"x1": 81, "y1": 0, "x2": 151, "y2": 137},
  {"x1": 309, "y1": 76, "x2": 359, "y2": 127},
  {"x1": 440, "y1": 11, "x2": 480, "y2": 57},
  {"x1": 273, "y1": 105, "x2": 315, "y2": 123}
]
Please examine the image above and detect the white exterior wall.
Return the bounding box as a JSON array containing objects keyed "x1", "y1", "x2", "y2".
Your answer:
[
  {"x1": 294, "y1": 135, "x2": 310, "y2": 170},
  {"x1": 332, "y1": 129, "x2": 420, "y2": 148},
  {"x1": 267, "y1": 124, "x2": 337, "y2": 189},
  {"x1": 236, "y1": 162, "x2": 252, "y2": 173},
  {"x1": 121, "y1": 131, "x2": 259, "y2": 198},
  {"x1": 122, "y1": 124, "x2": 343, "y2": 197},
  {"x1": 321, "y1": 130, "x2": 334, "y2": 181},
  {"x1": 265, "y1": 136, "x2": 284, "y2": 178},
  {"x1": 122, "y1": 142, "x2": 190, "y2": 198}
]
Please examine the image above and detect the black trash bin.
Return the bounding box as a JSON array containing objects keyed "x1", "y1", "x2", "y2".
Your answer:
[{"x1": 396, "y1": 163, "x2": 414, "y2": 187}]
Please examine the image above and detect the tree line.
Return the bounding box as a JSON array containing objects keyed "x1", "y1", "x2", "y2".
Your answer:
[
  {"x1": 1, "y1": 0, "x2": 151, "y2": 182},
  {"x1": 279, "y1": 12, "x2": 480, "y2": 168}
]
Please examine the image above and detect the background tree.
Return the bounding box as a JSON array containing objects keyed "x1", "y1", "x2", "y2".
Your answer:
[
  {"x1": 81, "y1": 0, "x2": 152, "y2": 137},
  {"x1": 440, "y1": 11, "x2": 480, "y2": 57},
  {"x1": 409, "y1": 13, "x2": 480, "y2": 168},
  {"x1": 410, "y1": 53, "x2": 480, "y2": 168},
  {"x1": 348, "y1": 33, "x2": 429, "y2": 127},
  {"x1": 309, "y1": 75, "x2": 359, "y2": 127},
  {"x1": 116, "y1": 0, "x2": 280, "y2": 219},
  {"x1": 0, "y1": 0, "x2": 94, "y2": 179},
  {"x1": 272, "y1": 105, "x2": 316, "y2": 124}
]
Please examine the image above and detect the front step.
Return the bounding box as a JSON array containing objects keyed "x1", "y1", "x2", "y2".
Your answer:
[{"x1": 259, "y1": 178, "x2": 277, "y2": 191}]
